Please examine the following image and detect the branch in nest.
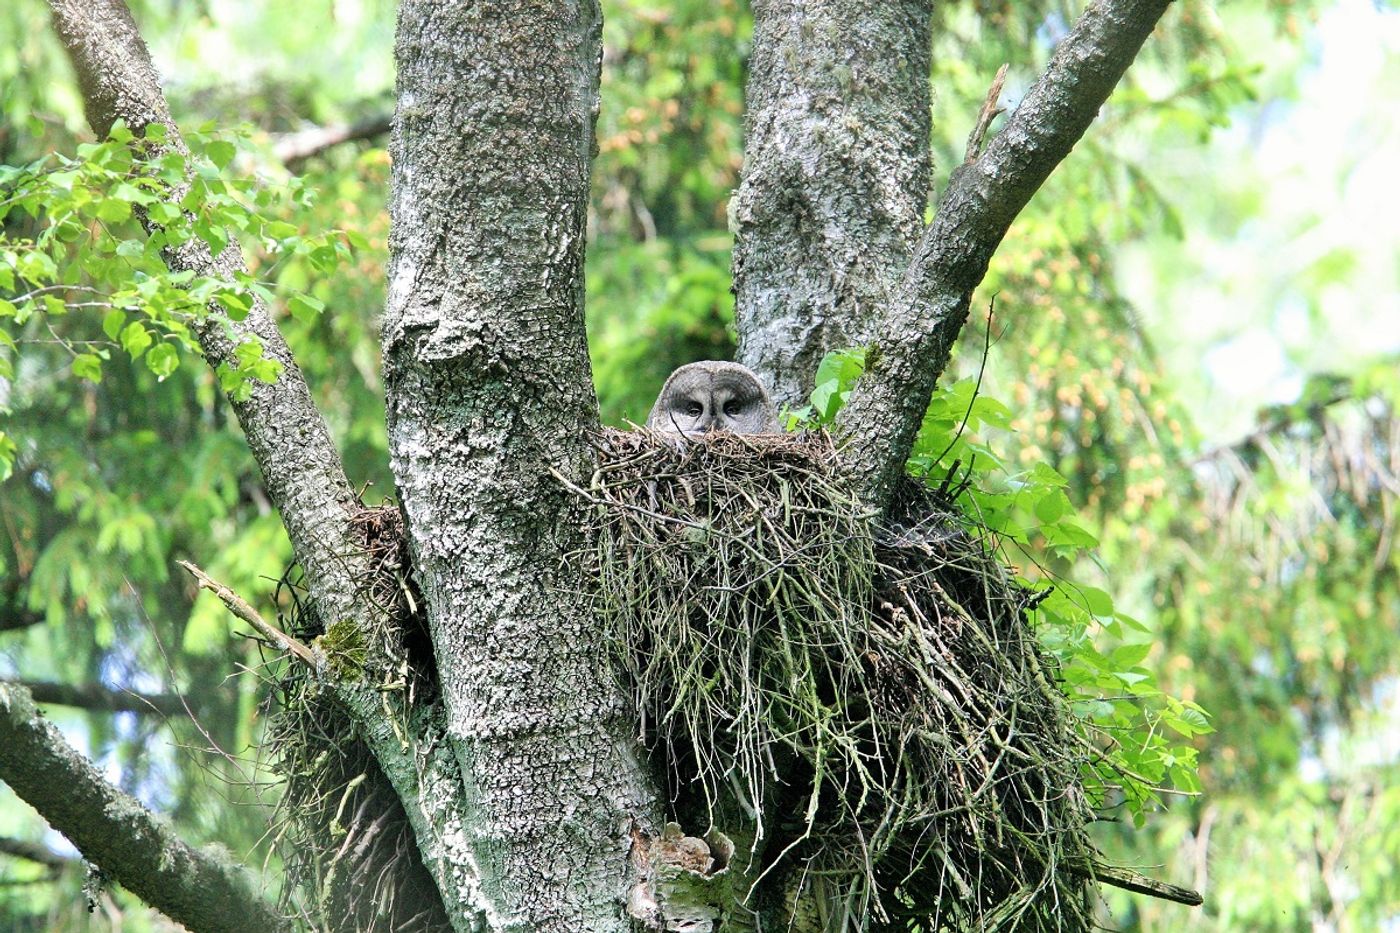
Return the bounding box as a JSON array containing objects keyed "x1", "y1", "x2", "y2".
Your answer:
[
  {"x1": 178, "y1": 560, "x2": 317, "y2": 669},
  {"x1": 1077, "y1": 861, "x2": 1204, "y2": 907}
]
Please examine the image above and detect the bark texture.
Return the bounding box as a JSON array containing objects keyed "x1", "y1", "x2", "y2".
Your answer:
[
  {"x1": 834, "y1": 0, "x2": 1173, "y2": 509},
  {"x1": 47, "y1": 4, "x2": 485, "y2": 928},
  {"x1": 732, "y1": 0, "x2": 933, "y2": 410},
  {"x1": 383, "y1": 3, "x2": 657, "y2": 930},
  {"x1": 0, "y1": 683, "x2": 284, "y2": 933}
]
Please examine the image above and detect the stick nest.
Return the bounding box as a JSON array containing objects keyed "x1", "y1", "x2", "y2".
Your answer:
[
  {"x1": 574, "y1": 428, "x2": 1100, "y2": 930},
  {"x1": 265, "y1": 505, "x2": 446, "y2": 932}
]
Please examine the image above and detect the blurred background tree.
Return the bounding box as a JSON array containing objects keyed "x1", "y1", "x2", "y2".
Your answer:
[{"x1": 1, "y1": 0, "x2": 1397, "y2": 929}]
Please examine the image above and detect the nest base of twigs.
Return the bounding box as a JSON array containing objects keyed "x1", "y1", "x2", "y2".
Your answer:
[{"x1": 572, "y1": 428, "x2": 1099, "y2": 930}]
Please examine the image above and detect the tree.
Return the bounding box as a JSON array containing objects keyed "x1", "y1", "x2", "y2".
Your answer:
[{"x1": 0, "y1": 0, "x2": 1214, "y2": 930}]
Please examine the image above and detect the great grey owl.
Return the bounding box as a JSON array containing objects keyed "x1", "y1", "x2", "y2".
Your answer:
[{"x1": 646, "y1": 361, "x2": 780, "y2": 435}]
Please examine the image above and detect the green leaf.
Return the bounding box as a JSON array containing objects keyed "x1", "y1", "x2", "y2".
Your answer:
[
  {"x1": 120, "y1": 321, "x2": 153, "y2": 359},
  {"x1": 72, "y1": 353, "x2": 103, "y2": 382},
  {"x1": 215, "y1": 291, "x2": 253, "y2": 320},
  {"x1": 147, "y1": 202, "x2": 182, "y2": 226},
  {"x1": 206, "y1": 140, "x2": 236, "y2": 170},
  {"x1": 95, "y1": 196, "x2": 133, "y2": 224},
  {"x1": 1027, "y1": 462, "x2": 1069, "y2": 488},
  {"x1": 0, "y1": 432, "x2": 15, "y2": 482},
  {"x1": 102, "y1": 310, "x2": 126, "y2": 340},
  {"x1": 195, "y1": 218, "x2": 228, "y2": 255},
  {"x1": 1109, "y1": 642, "x2": 1152, "y2": 669},
  {"x1": 287, "y1": 293, "x2": 325, "y2": 322},
  {"x1": 17, "y1": 250, "x2": 57, "y2": 284},
  {"x1": 1080, "y1": 586, "x2": 1115, "y2": 617},
  {"x1": 1033, "y1": 489, "x2": 1070, "y2": 524},
  {"x1": 145, "y1": 343, "x2": 179, "y2": 380}
]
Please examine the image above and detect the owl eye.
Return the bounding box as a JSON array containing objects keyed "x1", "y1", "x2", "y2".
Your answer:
[
  {"x1": 722, "y1": 401, "x2": 744, "y2": 417},
  {"x1": 684, "y1": 402, "x2": 704, "y2": 417}
]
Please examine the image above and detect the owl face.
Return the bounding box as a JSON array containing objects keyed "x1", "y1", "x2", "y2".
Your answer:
[{"x1": 646, "y1": 361, "x2": 780, "y2": 435}]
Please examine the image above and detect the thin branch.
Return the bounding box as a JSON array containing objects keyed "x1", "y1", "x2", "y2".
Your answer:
[
  {"x1": 834, "y1": 0, "x2": 1173, "y2": 510},
  {"x1": 177, "y1": 561, "x2": 316, "y2": 668},
  {"x1": 0, "y1": 835, "x2": 75, "y2": 870},
  {"x1": 273, "y1": 113, "x2": 393, "y2": 167},
  {"x1": 5, "y1": 680, "x2": 186, "y2": 717},
  {"x1": 0, "y1": 682, "x2": 286, "y2": 933}
]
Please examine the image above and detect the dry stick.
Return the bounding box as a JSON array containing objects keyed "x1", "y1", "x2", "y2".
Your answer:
[
  {"x1": 177, "y1": 561, "x2": 317, "y2": 669},
  {"x1": 963, "y1": 63, "x2": 1010, "y2": 163}
]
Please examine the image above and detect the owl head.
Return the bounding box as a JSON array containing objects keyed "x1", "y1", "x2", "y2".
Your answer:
[{"x1": 646, "y1": 361, "x2": 780, "y2": 435}]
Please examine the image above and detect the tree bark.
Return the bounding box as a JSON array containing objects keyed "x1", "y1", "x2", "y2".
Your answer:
[
  {"x1": 732, "y1": 0, "x2": 933, "y2": 410},
  {"x1": 383, "y1": 2, "x2": 657, "y2": 931},
  {"x1": 834, "y1": 0, "x2": 1173, "y2": 510},
  {"x1": 0, "y1": 682, "x2": 285, "y2": 933}
]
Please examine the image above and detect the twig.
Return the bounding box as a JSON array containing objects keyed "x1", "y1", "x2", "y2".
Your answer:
[
  {"x1": 273, "y1": 113, "x2": 393, "y2": 167},
  {"x1": 177, "y1": 560, "x2": 317, "y2": 669},
  {"x1": 964, "y1": 63, "x2": 1009, "y2": 163},
  {"x1": 4, "y1": 679, "x2": 185, "y2": 717}
]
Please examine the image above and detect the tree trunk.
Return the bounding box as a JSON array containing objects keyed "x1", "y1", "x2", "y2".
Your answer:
[
  {"x1": 382, "y1": 2, "x2": 658, "y2": 930},
  {"x1": 732, "y1": 0, "x2": 933, "y2": 410}
]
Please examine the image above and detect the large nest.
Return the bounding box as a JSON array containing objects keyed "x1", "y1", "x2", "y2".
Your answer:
[{"x1": 573, "y1": 428, "x2": 1100, "y2": 930}]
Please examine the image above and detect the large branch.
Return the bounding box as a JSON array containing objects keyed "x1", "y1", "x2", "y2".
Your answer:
[
  {"x1": 834, "y1": 0, "x2": 1172, "y2": 509},
  {"x1": 383, "y1": 1, "x2": 658, "y2": 929},
  {"x1": 47, "y1": 4, "x2": 485, "y2": 927},
  {"x1": 0, "y1": 682, "x2": 284, "y2": 933},
  {"x1": 733, "y1": 0, "x2": 933, "y2": 409}
]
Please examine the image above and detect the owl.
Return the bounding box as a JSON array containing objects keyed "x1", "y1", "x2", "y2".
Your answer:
[{"x1": 646, "y1": 361, "x2": 780, "y2": 435}]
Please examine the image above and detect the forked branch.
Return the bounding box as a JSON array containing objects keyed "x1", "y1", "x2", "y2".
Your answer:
[
  {"x1": 835, "y1": 0, "x2": 1173, "y2": 509},
  {"x1": 45, "y1": 5, "x2": 483, "y2": 927}
]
